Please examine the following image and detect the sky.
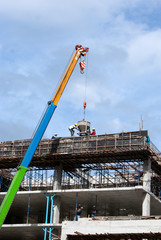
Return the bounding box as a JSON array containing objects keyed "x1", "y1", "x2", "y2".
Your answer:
[{"x1": 0, "y1": 0, "x2": 161, "y2": 149}]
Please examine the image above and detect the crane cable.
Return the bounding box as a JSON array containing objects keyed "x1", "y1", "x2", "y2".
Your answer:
[{"x1": 82, "y1": 52, "x2": 89, "y2": 120}]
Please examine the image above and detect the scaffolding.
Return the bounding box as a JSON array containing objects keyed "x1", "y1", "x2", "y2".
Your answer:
[
  {"x1": 0, "y1": 130, "x2": 153, "y2": 169},
  {"x1": 0, "y1": 130, "x2": 161, "y2": 198},
  {"x1": 1, "y1": 130, "x2": 161, "y2": 240}
]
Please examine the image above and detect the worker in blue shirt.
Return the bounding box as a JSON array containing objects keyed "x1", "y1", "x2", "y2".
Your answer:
[
  {"x1": 146, "y1": 136, "x2": 150, "y2": 145},
  {"x1": 91, "y1": 205, "x2": 97, "y2": 217},
  {"x1": 146, "y1": 135, "x2": 150, "y2": 148},
  {"x1": 74, "y1": 204, "x2": 83, "y2": 221}
]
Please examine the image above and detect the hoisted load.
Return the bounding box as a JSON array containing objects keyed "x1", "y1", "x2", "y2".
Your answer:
[
  {"x1": 77, "y1": 101, "x2": 91, "y2": 136},
  {"x1": 77, "y1": 119, "x2": 91, "y2": 136}
]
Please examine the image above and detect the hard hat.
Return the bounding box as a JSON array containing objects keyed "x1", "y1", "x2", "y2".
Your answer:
[
  {"x1": 92, "y1": 128, "x2": 95, "y2": 130},
  {"x1": 75, "y1": 123, "x2": 77, "y2": 126}
]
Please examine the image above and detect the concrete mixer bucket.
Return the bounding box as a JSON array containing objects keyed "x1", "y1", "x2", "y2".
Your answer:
[{"x1": 77, "y1": 120, "x2": 91, "y2": 136}]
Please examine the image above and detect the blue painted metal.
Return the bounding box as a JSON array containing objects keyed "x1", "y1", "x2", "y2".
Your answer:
[
  {"x1": 138, "y1": 161, "x2": 140, "y2": 184},
  {"x1": 43, "y1": 193, "x2": 56, "y2": 240},
  {"x1": 21, "y1": 102, "x2": 57, "y2": 168},
  {"x1": 74, "y1": 193, "x2": 78, "y2": 221},
  {"x1": 43, "y1": 194, "x2": 50, "y2": 240},
  {"x1": 49, "y1": 194, "x2": 56, "y2": 240}
]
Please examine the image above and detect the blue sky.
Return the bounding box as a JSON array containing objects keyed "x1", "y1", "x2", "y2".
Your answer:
[{"x1": 0, "y1": 0, "x2": 161, "y2": 149}]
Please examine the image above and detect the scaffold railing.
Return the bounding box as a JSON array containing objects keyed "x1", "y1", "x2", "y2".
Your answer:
[{"x1": 0, "y1": 131, "x2": 148, "y2": 160}]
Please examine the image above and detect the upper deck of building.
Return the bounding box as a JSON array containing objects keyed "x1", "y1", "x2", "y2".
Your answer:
[{"x1": 0, "y1": 130, "x2": 160, "y2": 171}]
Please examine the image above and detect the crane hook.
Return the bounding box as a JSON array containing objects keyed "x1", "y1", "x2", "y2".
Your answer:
[
  {"x1": 79, "y1": 60, "x2": 86, "y2": 74},
  {"x1": 83, "y1": 101, "x2": 87, "y2": 120},
  {"x1": 83, "y1": 101, "x2": 87, "y2": 109}
]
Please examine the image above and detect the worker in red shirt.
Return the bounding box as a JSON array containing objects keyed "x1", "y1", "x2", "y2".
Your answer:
[{"x1": 91, "y1": 128, "x2": 96, "y2": 136}]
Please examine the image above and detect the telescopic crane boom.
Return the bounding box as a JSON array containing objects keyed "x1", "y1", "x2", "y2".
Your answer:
[{"x1": 0, "y1": 44, "x2": 89, "y2": 227}]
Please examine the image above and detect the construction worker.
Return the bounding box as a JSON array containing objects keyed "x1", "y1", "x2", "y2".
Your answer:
[
  {"x1": 91, "y1": 128, "x2": 96, "y2": 136},
  {"x1": 146, "y1": 135, "x2": 150, "y2": 148},
  {"x1": 74, "y1": 204, "x2": 83, "y2": 221},
  {"x1": 69, "y1": 123, "x2": 77, "y2": 136},
  {"x1": 91, "y1": 205, "x2": 97, "y2": 217},
  {"x1": 51, "y1": 134, "x2": 58, "y2": 139}
]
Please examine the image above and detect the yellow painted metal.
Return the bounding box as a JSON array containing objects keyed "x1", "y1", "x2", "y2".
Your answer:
[{"x1": 52, "y1": 49, "x2": 81, "y2": 105}]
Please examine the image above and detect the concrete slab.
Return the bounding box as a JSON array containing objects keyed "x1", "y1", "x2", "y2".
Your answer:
[
  {"x1": 1, "y1": 186, "x2": 161, "y2": 224},
  {"x1": 61, "y1": 218, "x2": 161, "y2": 240},
  {"x1": 0, "y1": 223, "x2": 61, "y2": 240},
  {"x1": 1, "y1": 186, "x2": 161, "y2": 239}
]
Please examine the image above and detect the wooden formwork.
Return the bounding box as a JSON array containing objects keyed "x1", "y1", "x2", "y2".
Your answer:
[{"x1": 0, "y1": 130, "x2": 159, "y2": 170}]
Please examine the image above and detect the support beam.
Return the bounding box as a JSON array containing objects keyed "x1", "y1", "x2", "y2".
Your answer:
[
  {"x1": 142, "y1": 158, "x2": 151, "y2": 216},
  {"x1": 53, "y1": 165, "x2": 62, "y2": 190},
  {"x1": 53, "y1": 196, "x2": 61, "y2": 224},
  {"x1": 53, "y1": 165, "x2": 62, "y2": 224}
]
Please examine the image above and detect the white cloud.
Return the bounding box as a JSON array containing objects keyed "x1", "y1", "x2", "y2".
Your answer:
[
  {"x1": 0, "y1": 0, "x2": 159, "y2": 30},
  {"x1": 0, "y1": 0, "x2": 161, "y2": 148},
  {"x1": 127, "y1": 30, "x2": 161, "y2": 73}
]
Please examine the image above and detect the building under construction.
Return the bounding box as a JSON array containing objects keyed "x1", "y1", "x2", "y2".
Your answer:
[
  {"x1": 1, "y1": 130, "x2": 161, "y2": 240},
  {"x1": 1, "y1": 45, "x2": 161, "y2": 240}
]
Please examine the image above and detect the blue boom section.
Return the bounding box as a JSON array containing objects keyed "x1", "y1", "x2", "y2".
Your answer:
[{"x1": 21, "y1": 101, "x2": 57, "y2": 168}]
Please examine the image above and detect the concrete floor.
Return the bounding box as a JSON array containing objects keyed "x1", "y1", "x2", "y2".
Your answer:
[
  {"x1": 0, "y1": 186, "x2": 161, "y2": 239},
  {"x1": 0, "y1": 223, "x2": 61, "y2": 240}
]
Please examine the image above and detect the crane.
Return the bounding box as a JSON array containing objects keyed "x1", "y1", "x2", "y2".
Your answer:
[{"x1": 0, "y1": 44, "x2": 89, "y2": 227}]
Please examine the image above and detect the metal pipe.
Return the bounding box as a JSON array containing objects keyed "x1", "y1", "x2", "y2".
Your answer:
[
  {"x1": 49, "y1": 194, "x2": 56, "y2": 240},
  {"x1": 44, "y1": 194, "x2": 50, "y2": 240}
]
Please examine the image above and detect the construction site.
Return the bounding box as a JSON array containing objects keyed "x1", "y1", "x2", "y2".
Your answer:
[{"x1": 0, "y1": 45, "x2": 161, "y2": 240}]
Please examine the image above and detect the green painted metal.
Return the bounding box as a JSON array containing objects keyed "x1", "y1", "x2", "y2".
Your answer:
[{"x1": 0, "y1": 166, "x2": 28, "y2": 226}]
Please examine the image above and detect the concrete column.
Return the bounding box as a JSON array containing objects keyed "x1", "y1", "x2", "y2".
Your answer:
[
  {"x1": 53, "y1": 196, "x2": 61, "y2": 224},
  {"x1": 53, "y1": 164, "x2": 62, "y2": 190},
  {"x1": 52, "y1": 165, "x2": 62, "y2": 224},
  {"x1": 142, "y1": 158, "x2": 151, "y2": 216}
]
